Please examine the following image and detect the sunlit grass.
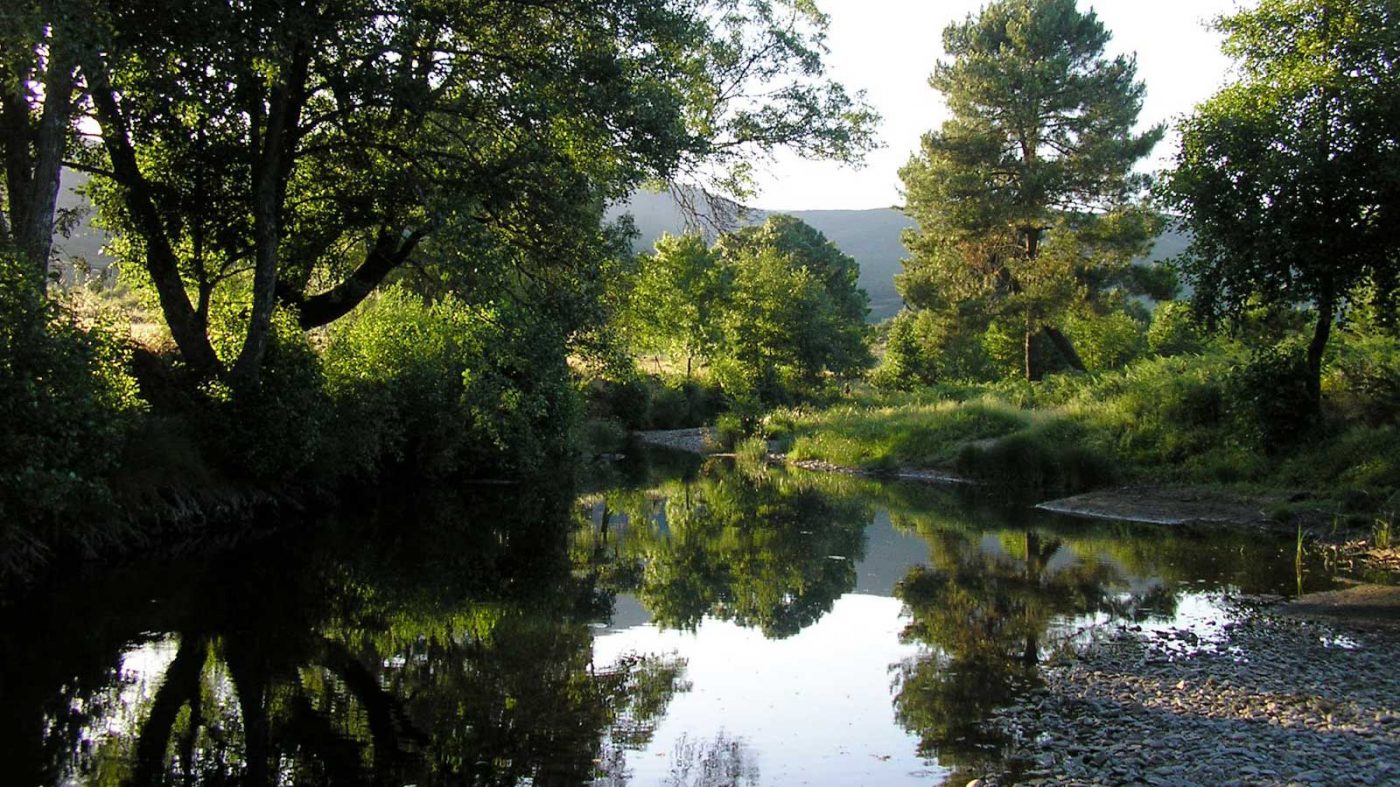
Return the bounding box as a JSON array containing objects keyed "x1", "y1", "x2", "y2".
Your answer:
[{"x1": 778, "y1": 349, "x2": 1400, "y2": 501}]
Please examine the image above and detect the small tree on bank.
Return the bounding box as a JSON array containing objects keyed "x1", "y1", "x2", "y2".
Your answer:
[
  {"x1": 1162, "y1": 0, "x2": 1400, "y2": 410},
  {"x1": 621, "y1": 216, "x2": 871, "y2": 402},
  {"x1": 898, "y1": 0, "x2": 1162, "y2": 381}
]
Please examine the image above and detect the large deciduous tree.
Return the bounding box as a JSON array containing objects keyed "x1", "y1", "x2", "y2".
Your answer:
[
  {"x1": 624, "y1": 233, "x2": 729, "y2": 379},
  {"x1": 1162, "y1": 0, "x2": 1400, "y2": 408},
  {"x1": 898, "y1": 0, "x2": 1162, "y2": 381},
  {"x1": 710, "y1": 215, "x2": 870, "y2": 400},
  {"x1": 6, "y1": 0, "x2": 875, "y2": 390}
]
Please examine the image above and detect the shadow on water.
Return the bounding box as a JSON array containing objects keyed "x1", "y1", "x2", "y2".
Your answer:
[
  {"x1": 1, "y1": 449, "x2": 1334, "y2": 786},
  {"x1": 0, "y1": 482, "x2": 687, "y2": 786}
]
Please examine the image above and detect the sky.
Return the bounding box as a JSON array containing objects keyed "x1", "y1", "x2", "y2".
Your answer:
[{"x1": 747, "y1": 0, "x2": 1243, "y2": 211}]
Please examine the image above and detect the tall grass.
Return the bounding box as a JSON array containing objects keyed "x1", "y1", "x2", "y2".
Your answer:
[{"x1": 780, "y1": 343, "x2": 1400, "y2": 502}]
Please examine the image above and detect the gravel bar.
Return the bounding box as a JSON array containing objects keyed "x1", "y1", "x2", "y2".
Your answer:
[{"x1": 973, "y1": 607, "x2": 1400, "y2": 786}]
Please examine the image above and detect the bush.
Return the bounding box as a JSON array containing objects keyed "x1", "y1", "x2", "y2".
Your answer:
[
  {"x1": 872, "y1": 309, "x2": 989, "y2": 390},
  {"x1": 206, "y1": 310, "x2": 330, "y2": 479},
  {"x1": 587, "y1": 375, "x2": 653, "y2": 430},
  {"x1": 323, "y1": 286, "x2": 576, "y2": 478},
  {"x1": 1147, "y1": 301, "x2": 1204, "y2": 357},
  {"x1": 0, "y1": 254, "x2": 143, "y2": 569},
  {"x1": 1066, "y1": 310, "x2": 1146, "y2": 371},
  {"x1": 1327, "y1": 331, "x2": 1400, "y2": 427},
  {"x1": 1226, "y1": 342, "x2": 1315, "y2": 452}
]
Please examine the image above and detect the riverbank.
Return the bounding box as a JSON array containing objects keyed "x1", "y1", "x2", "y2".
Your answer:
[{"x1": 974, "y1": 596, "x2": 1400, "y2": 786}]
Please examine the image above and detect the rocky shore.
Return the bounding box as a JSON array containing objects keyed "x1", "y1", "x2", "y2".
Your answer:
[{"x1": 976, "y1": 602, "x2": 1400, "y2": 786}]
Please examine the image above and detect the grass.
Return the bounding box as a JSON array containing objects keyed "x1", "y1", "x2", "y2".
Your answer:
[
  {"x1": 781, "y1": 397, "x2": 1029, "y2": 472},
  {"x1": 775, "y1": 348, "x2": 1400, "y2": 502}
]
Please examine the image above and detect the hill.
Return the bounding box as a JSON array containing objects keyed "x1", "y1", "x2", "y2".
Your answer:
[
  {"x1": 614, "y1": 191, "x2": 1192, "y2": 322},
  {"x1": 613, "y1": 190, "x2": 913, "y2": 321}
]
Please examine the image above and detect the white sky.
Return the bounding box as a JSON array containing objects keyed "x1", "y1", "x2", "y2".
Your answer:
[{"x1": 748, "y1": 0, "x2": 1244, "y2": 211}]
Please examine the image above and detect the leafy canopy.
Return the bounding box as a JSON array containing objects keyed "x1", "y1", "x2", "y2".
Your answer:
[
  {"x1": 1162, "y1": 0, "x2": 1400, "y2": 338},
  {"x1": 49, "y1": 0, "x2": 876, "y2": 386},
  {"x1": 897, "y1": 0, "x2": 1162, "y2": 382}
]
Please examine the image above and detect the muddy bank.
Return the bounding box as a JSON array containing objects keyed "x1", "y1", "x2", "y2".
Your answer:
[
  {"x1": 1280, "y1": 584, "x2": 1400, "y2": 627},
  {"x1": 1034, "y1": 485, "x2": 1287, "y2": 528}
]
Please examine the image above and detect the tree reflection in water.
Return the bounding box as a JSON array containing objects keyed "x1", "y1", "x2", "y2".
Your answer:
[
  {"x1": 574, "y1": 459, "x2": 873, "y2": 639},
  {"x1": 1, "y1": 484, "x2": 690, "y2": 786},
  {"x1": 2, "y1": 456, "x2": 1310, "y2": 786},
  {"x1": 890, "y1": 519, "x2": 1191, "y2": 782}
]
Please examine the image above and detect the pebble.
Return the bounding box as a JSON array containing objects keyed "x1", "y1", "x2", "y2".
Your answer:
[{"x1": 968, "y1": 608, "x2": 1400, "y2": 786}]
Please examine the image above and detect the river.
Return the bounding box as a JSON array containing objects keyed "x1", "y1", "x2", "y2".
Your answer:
[{"x1": 0, "y1": 448, "x2": 1331, "y2": 785}]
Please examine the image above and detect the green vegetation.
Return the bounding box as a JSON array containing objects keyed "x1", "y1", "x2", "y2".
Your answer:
[
  {"x1": 2, "y1": 0, "x2": 1398, "y2": 578},
  {"x1": 1162, "y1": 0, "x2": 1400, "y2": 407},
  {"x1": 0, "y1": 253, "x2": 142, "y2": 571},
  {"x1": 0, "y1": 1, "x2": 875, "y2": 577},
  {"x1": 782, "y1": 329, "x2": 1400, "y2": 501},
  {"x1": 786, "y1": 0, "x2": 1397, "y2": 513},
  {"x1": 894, "y1": 0, "x2": 1164, "y2": 383},
  {"x1": 616, "y1": 214, "x2": 872, "y2": 405}
]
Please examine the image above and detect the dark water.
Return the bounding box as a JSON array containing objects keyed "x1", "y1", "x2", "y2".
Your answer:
[{"x1": 0, "y1": 451, "x2": 1333, "y2": 786}]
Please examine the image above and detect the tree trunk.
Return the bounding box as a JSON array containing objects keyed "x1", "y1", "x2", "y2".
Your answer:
[
  {"x1": 1041, "y1": 325, "x2": 1086, "y2": 373},
  {"x1": 1023, "y1": 320, "x2": 1037, "y2": 381},
  {"x1": 84, "y1": 54, "x2": 222, "y2": 378},
  {"x1": 1306, "y1": 296, "x2": 1334, "y2": 412},
  {"x1": 1, "y1": 14, "x2": 78, "y2": 292},
  {"x1": 280, "y1": 229, "x2": 422, "y2": 329},
  {"x1": 230, "y1": 42, "x2": 311, "y2": 390}
]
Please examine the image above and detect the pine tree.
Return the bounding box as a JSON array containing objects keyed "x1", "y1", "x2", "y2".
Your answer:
[{"x1": 898, "y1": 0, "x2": 1162, "y2": 381}]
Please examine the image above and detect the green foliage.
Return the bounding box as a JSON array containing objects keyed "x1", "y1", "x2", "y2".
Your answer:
[
  {"x1": 1327, "y1": 330, "x2": 1400, "y2": 427},
  {"x1": 1147, "y1": 301, "x2": 1205, "y2": 357},
  {"x1": 621, "y1": 233, "x2": 727, "y2": 376},
  {"x1": 0, "y1": 253, "x2": 143, "y2": 568},
  {"x1": 1226, "y1": 342, "x2": 1316, "y2": 453},
  {"x1": 897, "y1": 0, "x2": 1163, "y2": 383},
  {"x1": 56, "y1": 0, "x2": 875, "y2": 385},
  {"x1": 710, "y1": 217, "x2": 872, "y2": 402},
  {"x1": 1065, "y1": 311, "x2": 1147, "y2": 372},
  {"x1": 583, "y1": 372, "x2": 723, "y2": 431},
  {"x1": 205, "y1": 309, "x2": 330, "y2": 479},
  {"x1": 872, "y1": 308, "x2": 990, "y2": 390},
  {"x1": 1162, "y1": 0, "x2": 1400, "y2": 401},
  {"x1": 619, "y1": 216, "x2": 872, "y2": 404},
  {"x1": 323, "y1": 286, "x2": 575, "y2": 478}
]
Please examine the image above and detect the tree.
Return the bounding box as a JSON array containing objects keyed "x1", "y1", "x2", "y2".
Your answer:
[
  {"x1": 0, "y1": 0, "x2": 82, "y2": 290},
  {"x1": 623, "y1": 233, "x2": 729, "y2": 378},
  {"x1": 1162, "y1": 0, "x2": 1400, "y2": 408},
  {"x1": 711, "y1": 215, "x2": 870, "y2": 399},
  {"x1": 17, "y1": 0, "x2": 874, "y2": 390},
  {"x1": 898, "y1": 0, "x2": 1162, "y2": 381}
]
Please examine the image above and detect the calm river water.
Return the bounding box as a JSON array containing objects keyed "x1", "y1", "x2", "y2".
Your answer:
[{"x1": 0, "y1": 448, "x2": 1332, "y2": 785}]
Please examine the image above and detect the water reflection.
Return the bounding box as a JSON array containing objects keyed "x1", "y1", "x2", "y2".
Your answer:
[
  {"x1": 2, "y1": 486, "x2": 689, "y2": 786},
  {"x1": 0, "y1": 454, "x2": 1327, "y2": 785},
  {"x1": 576, "y1": 462, "x2": 872, "y2": 638}
]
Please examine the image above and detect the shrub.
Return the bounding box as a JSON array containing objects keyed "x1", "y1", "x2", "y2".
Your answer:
[
  {"x1": 0, "y1": 254, "x2": 143, "y2": 569},
  {"x1": 1226, "y1": 342, "x2": 1315, "y2": 452},
  {"x1": 1066, "y1": 310, "x2": 1147, "y2": 371},
  {"x1": 1147, "y1": 301, "x2": 1204, "y2": 357},
  {"x1": 205, "y1": 310, "x2": 330, "y2": 479},
  {"x1": 322, "y1": 286, "x2": 575, "y2": 478}
]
